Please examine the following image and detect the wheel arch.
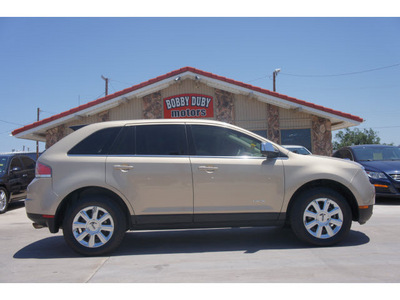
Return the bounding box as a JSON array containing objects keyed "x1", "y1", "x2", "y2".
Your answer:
[
  {"x1": 0, "y1": 184, "x2": 9, "y2": 194},
  {"x1": 285, "y1": 179, "x2": 360, "y2": 226},
  {"x1": 54, "y1": 186, "x2": 132, "y2": 233}
]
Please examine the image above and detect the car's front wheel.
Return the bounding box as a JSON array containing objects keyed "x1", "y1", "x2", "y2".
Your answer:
[
  {"x1": 0, "y1": 187, "x2": 10, "y2": 214},
  {"x1": 63, "y1": 196, "x2": 127, "y2": 256},
  {"x1": 289, "y1": 187, "x2": 352, "y2": 246}
]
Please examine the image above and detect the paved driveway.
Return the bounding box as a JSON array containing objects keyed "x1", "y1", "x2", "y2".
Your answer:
[{"x1": 1, "y1": 199, "x2": 399, "y2": 283}]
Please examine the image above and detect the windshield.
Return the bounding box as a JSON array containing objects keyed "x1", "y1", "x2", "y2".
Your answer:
[
  {"x1": 353, "y1": 146, "x2": 400, "y2": 161},
  {"x1": 0, "y1": 156, "x2": 9, "y2": 173}
]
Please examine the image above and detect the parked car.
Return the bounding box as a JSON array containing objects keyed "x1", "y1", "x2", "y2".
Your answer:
[
  {"x1": 333, "y1": 145, "x2": 400, "y2": 198},
  {"x1": 283, "y1": 145, "x2": 312, "y2": 155},
  {"x1": 26, "y1": 120, "x2": 374, "y2": 256},
  {"x1": 0, "y1": 153, "x2": 36, "y2": 213}
]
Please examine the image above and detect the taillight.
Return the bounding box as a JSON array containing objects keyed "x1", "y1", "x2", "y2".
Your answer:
[{"x1": 36, "y1": 162, "x2": 52, "y2": 178}]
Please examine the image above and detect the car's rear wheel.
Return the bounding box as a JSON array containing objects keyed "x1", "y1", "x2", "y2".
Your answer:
[
  {"x1": 63, "y1": 196, "x2": 126, "y2": 256},
  {"x1": 290, "y1": 187, "x2": 352, "y2": 246},
  {"x1": 0, "y1": 187, "x2": 10, "y2": 214}
]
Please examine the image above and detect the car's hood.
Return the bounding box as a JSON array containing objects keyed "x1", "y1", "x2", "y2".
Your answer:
[{"x1": 359, "y1": 160, "x2": 400, "y2": 174}]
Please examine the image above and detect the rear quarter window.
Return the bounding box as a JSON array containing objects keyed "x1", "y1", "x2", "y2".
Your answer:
[{"x1": 68, "y1": 127, "x2": 122, "y2": 155}]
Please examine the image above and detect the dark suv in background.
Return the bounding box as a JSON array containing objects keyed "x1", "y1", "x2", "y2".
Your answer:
[
  {"x1": 333, "y1": 145, "x2": 400, "y2": 198},
  {"x1": 0, "y1": 153, "x2": 36, "y2": 213}
]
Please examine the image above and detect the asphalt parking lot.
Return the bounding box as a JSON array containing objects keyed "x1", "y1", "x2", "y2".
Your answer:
[{"x1": 1, "y1": 199, "x2": 399, "y2": 283}]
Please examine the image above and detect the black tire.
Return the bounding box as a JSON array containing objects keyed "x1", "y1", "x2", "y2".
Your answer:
[
  {"x1": 0, "y1": 187, "x2": 10, "y2": 214},
  {"x1": 289, "y1": 187, "x2": 352, "y2": 246},
  {"x1": 63, "y1": 195, "x2": 127, "y2": 256}
]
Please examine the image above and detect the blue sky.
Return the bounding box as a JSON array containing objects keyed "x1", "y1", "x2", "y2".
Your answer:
[{"x1": 1, "y1": 17, "x2": 399, "y2": 153}]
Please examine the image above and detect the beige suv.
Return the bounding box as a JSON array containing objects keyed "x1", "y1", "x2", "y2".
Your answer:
[{"x1": 26, "y1": 119, "x2": 374, "y2": 256}]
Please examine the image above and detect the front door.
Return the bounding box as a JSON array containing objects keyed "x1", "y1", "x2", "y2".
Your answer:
[{"x1": 189, "y1": 124, "x2": 285, "y2": 223}]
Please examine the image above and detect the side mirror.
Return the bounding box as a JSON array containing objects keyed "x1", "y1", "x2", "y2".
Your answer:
[{"x1": 261, "y1": 142, "x2": 279, "y2": 158}]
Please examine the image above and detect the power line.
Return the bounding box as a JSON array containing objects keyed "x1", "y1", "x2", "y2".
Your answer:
[
  {"x1": 280, "y1": 63, "x2": 400, "y2": 78},
  {"x1": 0, "y1": 119, "x2": 23, "y2": 126},
  {"x1": 40, "y1": 109, "x2": 57, "y2": 115},
  {"x1": 109, "y1": 81, "x2": 118, "y2": 93},
  {"x1": 110, "y1": 79, "x2": 133, "y2": 86},
  {"x1": 247, "y1": 75, "x2": 272, "y2": 83},
  {"x1": 0, "y1": 129, "x2": 13, "y2": 135},
  {"x1": 246, "y1": 63, "x2": 400, "y2": 83}
]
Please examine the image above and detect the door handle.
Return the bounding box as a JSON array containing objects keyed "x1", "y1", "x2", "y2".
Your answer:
[
  {"x1": 198, "y1": 166, "x2": 219, "y2": 173},
  {"x1": 113, "y1": 165, "x2": 134, "y2": 172}
]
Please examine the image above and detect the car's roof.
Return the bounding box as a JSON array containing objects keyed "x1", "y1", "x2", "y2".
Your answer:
[
  {"x1": 0, "y1": 152, "x2": 36, "y2": 158},
  {"x1": 81, "y1": 119, "x2": 257, "y2": 132},
  {"x1": 0, "y1": 153, "x2": 24, "y2": 157},
  {"x1": 88, "y1": 119, "x2": 229, "y2": 126}
]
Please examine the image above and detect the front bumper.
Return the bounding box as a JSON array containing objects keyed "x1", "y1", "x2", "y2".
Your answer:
[
  {"x1": 371, "y1": 178, "x2": 400, "y2": 198},
  {"x1": 358, "y1": 205, "x2": 373, "y2": 225}
]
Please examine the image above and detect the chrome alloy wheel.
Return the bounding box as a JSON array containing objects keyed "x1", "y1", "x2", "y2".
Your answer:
[
  {"x1": 0, "y1": 189, "x2": 7, "y2": 211},
  {"x1": 303, "y1": 198, "x2": 344, "y2": 239},
  {"x1": 72, "y1": 206, "x2": 115, "y2": 248}
]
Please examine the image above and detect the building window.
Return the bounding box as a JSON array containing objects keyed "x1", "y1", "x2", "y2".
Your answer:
[
  {"x1": 251, "y1": 130, "x2": 267, "y2": 138},
  {"x1": 281, "y1": 128, "x2": 312, "y2": 152}
]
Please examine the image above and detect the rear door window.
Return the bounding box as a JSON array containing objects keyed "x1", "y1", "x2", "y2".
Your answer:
[
  {"x1": 20, "y1": 156, "x2": 36, "y2": 169},
  {"x1": 136, "y1": 125, "x2": 188, "y2": 155},
  {"x1": 109, "y1": 126, "x2": 136, "y2": 155}
]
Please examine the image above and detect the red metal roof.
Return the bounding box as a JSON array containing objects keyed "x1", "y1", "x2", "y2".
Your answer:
[{"x1": 12, "y1": 66, "x2": 363, "y2": 136}]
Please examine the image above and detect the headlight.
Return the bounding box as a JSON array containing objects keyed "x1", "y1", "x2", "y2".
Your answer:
[{"x1": 365, "y1": 170, "x2": 387, "y2": 180}]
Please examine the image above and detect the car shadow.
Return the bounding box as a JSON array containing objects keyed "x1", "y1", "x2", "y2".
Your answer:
[{"x1": 14, "y1": 226, "x2": 370, "y2": 259}]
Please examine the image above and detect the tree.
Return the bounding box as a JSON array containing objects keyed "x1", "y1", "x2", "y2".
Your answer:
[{"x1": 332, "y1": 128, "x2": 381, "y2": 150}]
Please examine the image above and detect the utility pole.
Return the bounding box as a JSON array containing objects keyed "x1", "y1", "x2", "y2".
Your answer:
[
  {"x1": 273, "y1": 68, "x2": 281, "y2": 92},
  {"x1": 101, "y1": 75, "x2": 109, "y2": 96},
  {"x1": 36, "y1": 108, "x2": 40, "y2": 159}
]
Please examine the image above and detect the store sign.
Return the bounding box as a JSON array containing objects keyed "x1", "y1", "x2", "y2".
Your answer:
[{"x1": 163, "y1": 94, "x2": 214, "y2": 119}]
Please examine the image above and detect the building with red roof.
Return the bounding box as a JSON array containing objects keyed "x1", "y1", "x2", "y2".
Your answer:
[{"x1": 12, "y1": 67, "x2": 363, "y2": 155}]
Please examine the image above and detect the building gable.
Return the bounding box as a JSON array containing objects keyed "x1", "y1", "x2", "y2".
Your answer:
[{"x1": 12, "y1": 67, "x2": 363, "y2": 155}]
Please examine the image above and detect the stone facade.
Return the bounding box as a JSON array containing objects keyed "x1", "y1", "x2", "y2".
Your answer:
[
  {"x1": 214, "y1": 89, "x2": 234, "y2": 124},
  {"x1": 45, "y1": 110, "x2": 111, "y2": 148},
  {"x1": 142, "y1": 92, "x2": 162, "y2": 119},
  {"x1": 42, "y1": 81, "x2": 334, "y2": 156},
  {"x1": 267, "y1": 104, "x2": 280, "y2": 144},
  {"x1": 98, "y1": 110, "x2": 110, "y2": 122},
  {"x1": 311, "y1": 116, "x2": 332, "y2": 156},
  {"x1": 46, "y1": 125, "x2": 66, "y2": 149}
]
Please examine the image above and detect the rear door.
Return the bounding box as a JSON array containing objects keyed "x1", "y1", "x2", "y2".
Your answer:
[
  {"x1": 20, "y1": 156, "x2": 36, "y2": 190},
  {"x1": 8, "y1": 157, "x2": 24, "y2": 194},
  {"x1": 105, "y1": 124, "x2": 193, "y2": 224}
]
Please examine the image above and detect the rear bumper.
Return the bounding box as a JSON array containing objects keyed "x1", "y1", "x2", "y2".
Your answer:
[{"x1": 27, "y1": 213, "x2": 59, "y2": 233}]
